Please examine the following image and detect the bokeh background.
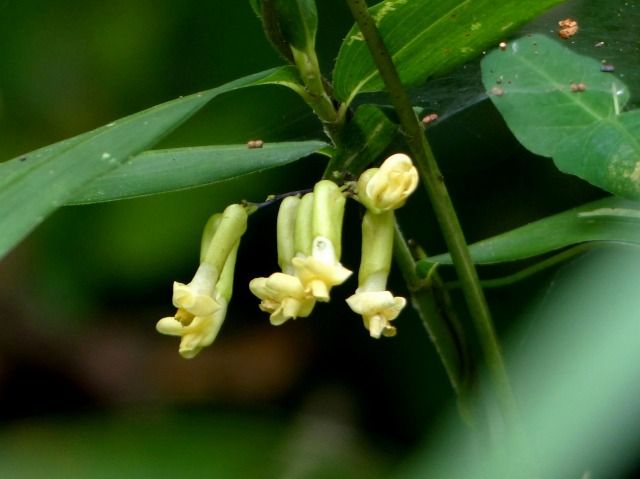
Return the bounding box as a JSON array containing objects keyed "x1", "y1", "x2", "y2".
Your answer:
[{"x1": 1, "y1": 0, "x2": 639, "y2": 477}]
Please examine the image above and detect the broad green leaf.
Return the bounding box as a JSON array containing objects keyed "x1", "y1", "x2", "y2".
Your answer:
[
  {"x1": 552, "y1": 111, "x2": 640, "y2": 201},
  {"x1": 418, "y1": 197, "x2": 640, "y2": 273},
  {"x1": 0, "y1": 67, "x2": 300, "y2": 260},
  {"x1": 333, "y1": 0, "x2": 566, "y2": 104},
  {"x1": 481, "y1": 34, "x2": 640, "y2": 199},
  {"x1": 68, "y1": 141, "x2": 328, "y2": 204},
  {"x1": 324, "y1": 104, "x2": 398, "y2": 177},
  {"x1": 481, "y1": 34, "x2": 629, "y2": 157}
]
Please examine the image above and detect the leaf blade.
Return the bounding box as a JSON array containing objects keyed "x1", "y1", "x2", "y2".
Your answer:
[
  {"x1": 553, "y1": 111, "x2": 640, "y2": 200},
  {"x1": 421, "y1": 197, "x2": 640, "y2": 268},
  {"x1": 333, "y1": 0, "x2": 566, "y2": 103},
  {"x1": 0, "y1": 67, "x2": 290, "y2": 259},
  {"x1": 481, "y1": 34, "x2": 630, "y2": 157},
  {"x1": 68, "y1": 140, "x2": 328, "y2": 204},
  {"x1": 324, "y1": 104, "x2": 398, "y2": 177}
]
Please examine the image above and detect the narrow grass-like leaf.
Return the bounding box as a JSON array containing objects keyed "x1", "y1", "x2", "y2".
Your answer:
[
  {"x1": 68, "y1": 141, "x2": 328, "y2": 204},
  {"x1": 481, "y1": 34, "x2": 629, "y2": 157},
  {"x1": 333, "y1": 0, "x2": 565, "y2": 104},
  {"x1": 419, "y1": 197, "x2": 640, "y2": 271},
  {"x1": 0, "y1": 67, "x2": 296, "y2": 259}
]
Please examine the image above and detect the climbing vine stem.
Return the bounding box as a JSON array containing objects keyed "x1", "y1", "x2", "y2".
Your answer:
[{"x1": 343, "y1": 0, "x2": 521, "y2": 434}]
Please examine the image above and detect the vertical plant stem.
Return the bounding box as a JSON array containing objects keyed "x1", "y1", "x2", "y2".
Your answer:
[
  {"x1": 394, "y1": 224, "x2": 474, "y2": 424},
  {"x1": 344, "y1": 0, "x2": 520, "y2": 430}
]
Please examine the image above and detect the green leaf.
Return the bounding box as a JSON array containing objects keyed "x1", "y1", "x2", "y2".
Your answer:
[
  {"x1": 249, "y1": 0, "x2": 261, "y2": 17},
  {"x1": 481, "y1": 34, "x2": 629, "y2": 157},
  {"x1": 0, "y1": 67, "x2": 298, "y2": 260},
  {"x1": 275, "y1": 0, "x2": 318, "y2": 52},
  {"x1": 68, "y1": 140, "x2": 328, "y2": 204},
  {"x1": 258, "y1": 64, "x2": 307, "y2": 94},
  {"x1": 553, "y1": 111, "x2": 640, "y2": 201},
  {"x1": 419, "y1": 197, "x2": 640, "y2": 271},
  {"x1": 333, "y1": 0, "x2": 565, "y2": 104},
  {"x1": 481, "y1": 34, "x2": 640, "y2": 199},
  {"x1": 324, "y1": 104, "x2": 398, "y2": 177}
]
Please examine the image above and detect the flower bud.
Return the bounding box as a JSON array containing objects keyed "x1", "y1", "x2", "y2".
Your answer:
[
  {"x1": 294, "y1": 192, "x2": 314, "y2": 258},
  {"x1": 277, "y1": 196, "x2": 300, "y2": 275},
  {"x1": 288, "y1": 180, "x2": 351, "y2": 302},
  {"x1": 312, "y1": 180, "x2": 346, "y2": 258},
  {"x1": 357, "y1": 153, "x2": 419, "y2": 214}
]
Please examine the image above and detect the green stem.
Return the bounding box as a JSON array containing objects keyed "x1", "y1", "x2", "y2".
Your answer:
[
  {"x1": 259, "y1": 0, "x2": 344, "y2": 145},
  {"x1": 394, "y1": 224, "x2": 474, "y2": 424},
  {"x1": 344, "y1": 0, "x2": 519, "y2": 430}
]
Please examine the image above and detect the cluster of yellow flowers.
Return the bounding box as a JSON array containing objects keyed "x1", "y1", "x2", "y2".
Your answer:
[{"x1": 157, "y1": 153, "x2": 419, "y2": 358}]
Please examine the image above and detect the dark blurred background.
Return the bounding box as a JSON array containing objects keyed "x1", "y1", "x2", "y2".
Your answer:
[{"x1": 0, "y1": 0, "x2": 637, "y2": 477}]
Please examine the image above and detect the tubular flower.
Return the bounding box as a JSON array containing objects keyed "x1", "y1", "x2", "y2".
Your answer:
[
  {"x1": 249, "y1": 272, "x2": 316, "y2": 326},
  {"x1": 346, "y1": 290, "x2": 406, "y2": 338},
  {"x1": 292, "y1": 236, "x2": 352, "y2": 302},
  {"x1": 346, "y1": 209, "x2": 407, "y2": 337},
  {"x1": 171, "y1": 262, "x2": 221, "y2": 325},
  {"x1": 252, "y1": 180, "x2": 351, "y2": 322},
  {"x1": 357, "y1": 153, "x2": 419, "y2": 214},
  {"x1": 290, "y1": 180, "x2": 352, "y2": 301},
  {"x1": 157, "y1": 294, "x2": 228, "y2": 359},
  {"x1": 157, "y1": 204, "x2": 246, "y2": 358}
]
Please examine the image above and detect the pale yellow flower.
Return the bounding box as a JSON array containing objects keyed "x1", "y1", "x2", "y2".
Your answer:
[
  {"x1": 157, "y1": 224, "x2": 242, "y2": 358},
  {"x1": 171, "y1": 262, "x2": 221, "y2": 325},
  {"x1": 346, "y1": 290, "x2": 406, "y2": 338},
  {"x1": 358, "y1": 153, "x2": 419, "y2": 213},
  {"x1": 249, "y1": 272, "x2": 316, "y2": 325},
  {"x1": 157, "y1": 295, "x2": 228, "y2": 359},
  {"x1": 292, "y1": 236, "x2": 352, "y2": 301}
]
